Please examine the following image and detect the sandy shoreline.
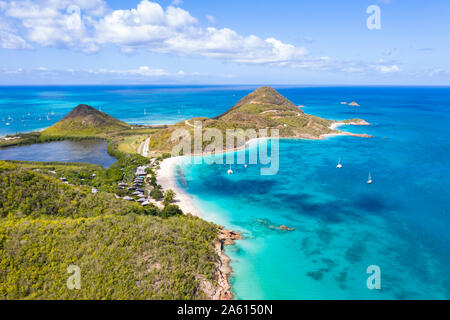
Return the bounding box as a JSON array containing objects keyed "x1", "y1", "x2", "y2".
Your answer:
[
  {"x1": 157, "y1": 156, "x2": 239, "y2": 300},
  {"x1": 157, "y1": 156, "x2": 203, "y2": 217}
]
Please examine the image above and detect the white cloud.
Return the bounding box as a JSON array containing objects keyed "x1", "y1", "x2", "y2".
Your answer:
[
  {"x1": 375, "y1": 64, "x2": 400, "y2": 73},
  {"x1": 1, "y1": 65, "x2": 173, "y2": 77},
  {"x1": 0, "y1": 17, "x2": 29, "y2": 49},
  {"x1": 171, "y1": 0, "x2": 183, "y2": 6},
  {"x1": 0, "y1": 0, "x2": 403, "y2": 75},
  {"x1": 0, "y1": 29, "x2": 28, "y2": 49},
  {"x1": 102, "y1": 66, "x2": 171, "y2": 76},
  {"x1": 206, "y1": 14, "x2": 216, "y2": 24},
  {"x1": 2, "y1": 0, "x2": 102, "y2": 52},
  {"x1": 427, "y1": 68, "x2": 450, "y2": 77},
  {"x1": 0, "y1": 0, "x2": 311, "y2": 66}
]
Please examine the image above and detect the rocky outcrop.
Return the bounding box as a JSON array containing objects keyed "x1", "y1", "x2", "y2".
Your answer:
[{"x1": 213, "y1": 228, "x2": 243, "y2": 300}]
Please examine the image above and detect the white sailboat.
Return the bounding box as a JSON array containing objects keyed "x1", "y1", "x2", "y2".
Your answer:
[
  {"x1": 367, "y1": 172, "x2": 373, "y2": 184},
  {"x1": 227, "y1": 165, "x2": 233, "y2": 175},
  {"x1": 144, "y1": 108, "x2": 147, "y2": 115},
  {"x1": 336, "y1": 158, "x2": 342, "y2": 169}
]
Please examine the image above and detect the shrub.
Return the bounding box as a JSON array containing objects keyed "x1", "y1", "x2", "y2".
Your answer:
[
  {"x1": 160, "y1": 204, "x2": 183, "y2": 218},
  {"x1": 163, "y1": 189, "x2": 175, "y2": 206},
  {"x1": 150, "y1": 187, "x2": 163, "y2": 200}
]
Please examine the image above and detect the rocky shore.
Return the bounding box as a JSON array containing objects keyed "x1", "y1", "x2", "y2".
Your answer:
[{"x1": 213, "y1": 228, "x2": 243, "y2": 300}]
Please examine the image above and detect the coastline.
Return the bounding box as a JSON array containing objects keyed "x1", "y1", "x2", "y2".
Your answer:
[
  {"x1": 157, "y1": 156, "x2": 241, "y2": 300},
  {"x1": 155, "y1": 120, "x2": 371, "y2": 300},
  {"x1": 157, "y1": 156, "x2": 203, "y2": 217}
]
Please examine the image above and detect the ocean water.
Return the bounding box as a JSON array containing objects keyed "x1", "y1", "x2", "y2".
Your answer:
[
  {"x1": 1, "y1": 85, "x2": 449, "y2": 299},
  {"x1": 0, "y1": 85, "x2": 254, "y2": 137},
  {"x1": 175, "y1": 86, "x2": 450, "y2": 299}
]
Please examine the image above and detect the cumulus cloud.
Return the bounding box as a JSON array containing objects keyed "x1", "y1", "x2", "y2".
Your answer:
[
  {"x1": 1, "y1": 0, "x2": 103, "y2": 52},
  {"x1": 0, "y1": 0, "x2": 311, "y2": 66},
  {"x1": 0, "y1": 0, "x2": 401, "y2": 74}
]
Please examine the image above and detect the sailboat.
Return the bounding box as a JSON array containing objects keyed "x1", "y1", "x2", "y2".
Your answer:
[
  {"x1": 227, "y1": 165, "x2": 233, "y2": 175},
  {"x1": 336, "y1": 158, "x2": 342, "y2": 169},
  {"x1": 144, "y1": 108, "x2": 147, "y2": 115},
  {"x1": 367, "y1": 172, "x2": 373, "y2": 184}
]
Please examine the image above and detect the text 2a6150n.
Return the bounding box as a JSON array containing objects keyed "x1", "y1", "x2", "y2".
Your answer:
[{"x1": 221, "y1": 304, "x2": 273, "y2": 316}]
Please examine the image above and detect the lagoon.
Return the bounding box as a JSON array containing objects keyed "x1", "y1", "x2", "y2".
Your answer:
[{"x1": 0, "y1": 140, "x2": 116, "y2": 168}]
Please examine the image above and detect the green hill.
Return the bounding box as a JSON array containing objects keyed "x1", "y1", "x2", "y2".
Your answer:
[
  {"x1": 148, "y1": 86, "x2": 368, "y2": 153},
  {"x1": 0, "y1": 161, "x2": 220, "y2": 299},
  {"x1": 43, "y1": 104, "x2": 131, "y2": 138}
]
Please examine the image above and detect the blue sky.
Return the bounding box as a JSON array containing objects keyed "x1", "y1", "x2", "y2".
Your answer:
[{"x1": 0, "y1": 0, "x2": 449, "y2": 85}]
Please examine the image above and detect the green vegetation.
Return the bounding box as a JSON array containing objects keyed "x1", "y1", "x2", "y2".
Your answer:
[
  {"x1": 43, "y1": 104, "x2": 131, "y2": 138},
  {"x1": 163, "y1": 189, "x2": 176, "y2": 206},
  {"x1": 0, "y1": 105, "x2": 161, "y2": 151},
  {"x1": 150, "y1": 187, "x2": 164, "y2": 201},
  {"x1": 0, "y1": 215, "x2": 219, "y2": 299},
  {"x1": 0, "y1": 161, "x2": 220, "y2": 299},
  {"x1": 160, "y1": 205, "x2": 183, "y2": 219},
  {"x1": 147, "y1": 86, "x2": 368, "y2": 153}
]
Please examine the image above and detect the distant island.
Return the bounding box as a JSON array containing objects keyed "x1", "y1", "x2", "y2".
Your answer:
[{"x1": 0, "y1": 86, "x2": 371, "y2": 300}]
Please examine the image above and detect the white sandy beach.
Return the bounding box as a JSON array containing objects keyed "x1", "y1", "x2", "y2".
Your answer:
[{"x1": 157, "y1": 156, "x2": 204, "y2": 217}]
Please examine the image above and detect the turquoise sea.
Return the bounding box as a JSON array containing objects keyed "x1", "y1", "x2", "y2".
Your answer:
[{"x1": 1, "y1": 85, "x2": 449, "y2": 299}]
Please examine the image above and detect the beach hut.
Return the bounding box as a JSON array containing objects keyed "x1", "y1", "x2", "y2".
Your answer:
[
  {"x1": 123, "y1": 196, "x2": 134, "y2": 201},
  {"x1": 141, "y1": 201, "x2": 151, "y2": 206},
  {"x1": 136, "y1": 198, "x2": 147, "y2": 203},
  {"x1": 135, "y1": 166, "x2": 147, "y2": 176},
  {"x1": 91, "y1": 188, "x2": 98, "y2": 194}
]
